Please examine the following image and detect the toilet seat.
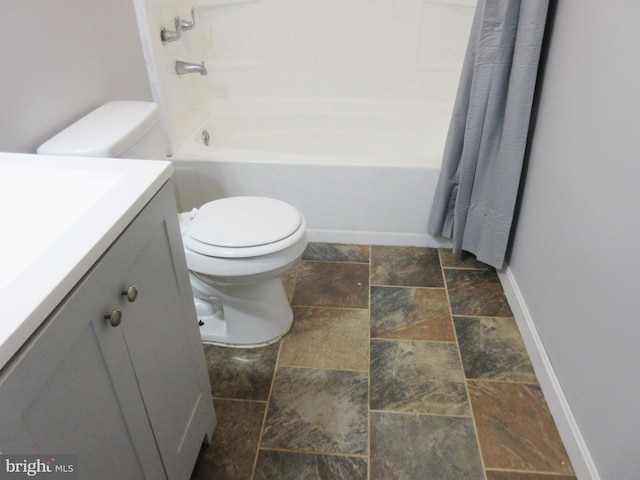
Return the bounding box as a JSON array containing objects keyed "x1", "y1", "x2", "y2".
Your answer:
[{"x1": 183, "y1": 197, "x2": 305, "y2": 258}]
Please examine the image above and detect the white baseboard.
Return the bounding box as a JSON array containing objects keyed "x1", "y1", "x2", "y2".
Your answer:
[{"x1": 497, "y1": 266, "x2": 601, "y2": 480}]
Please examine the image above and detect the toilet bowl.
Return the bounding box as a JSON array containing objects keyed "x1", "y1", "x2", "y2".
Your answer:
[
  {"x1": 180, "y1": 196, "x2": 307, "y2": 347},
  {"x1": 37, "y1": 101, "x2": 308, "y2": 347}
]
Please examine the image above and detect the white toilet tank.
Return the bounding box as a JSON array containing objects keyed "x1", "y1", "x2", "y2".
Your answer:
[{"x1": 37, "y1": 101, "x2": 166, "y2": 159}]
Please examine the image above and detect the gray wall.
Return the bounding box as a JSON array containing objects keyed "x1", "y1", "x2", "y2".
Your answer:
[
  {"x1": 508, "y1": 2, "x2": 640, "y2": 478},
  {"x1": 0, "y1": 1, "x2": 151, "y2": 153}
]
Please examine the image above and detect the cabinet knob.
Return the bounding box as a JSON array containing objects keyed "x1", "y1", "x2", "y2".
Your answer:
[
  {"x1": 121, "y1": 285, "x2": 139, "y2": 303},
  {"x1": 105, "y1": 309, "x2": 122, "y2": 327}
]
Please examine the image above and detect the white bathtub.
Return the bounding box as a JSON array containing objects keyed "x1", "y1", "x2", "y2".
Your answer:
[{"x1": 170, "y1": 99, "x2": 451, "y2": 247}]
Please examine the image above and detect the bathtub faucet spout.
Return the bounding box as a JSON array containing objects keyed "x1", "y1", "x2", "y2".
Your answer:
[{"x1": 175, "y1": 60, "x2": 207, "y2": 76}]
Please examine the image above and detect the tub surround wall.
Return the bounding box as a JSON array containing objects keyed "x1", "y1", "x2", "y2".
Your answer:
[
  {"x1": 501, "y1": 2, "x2": 640, "y2": 479},
  {"x1": 134, "y1": 0, "x2": 210, "y2": 155},
  {"x1": 198, "y1": 0, "x2": 474, "y2": 100},
  {"x1": 134, "y1": 0, "x2": 475, "y2": 154},
  {"x1": 0, "y1": 2, "x2": 151, "y2": 153}
]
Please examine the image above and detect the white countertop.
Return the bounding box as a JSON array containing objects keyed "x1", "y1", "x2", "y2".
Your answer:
[{"x1": 0, "y1": 153, "x2": 173, "y2": 370}]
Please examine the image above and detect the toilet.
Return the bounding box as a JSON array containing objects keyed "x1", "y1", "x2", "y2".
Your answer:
[
  {"x1": 180, "y1": 196, "x2": 307, "y2": 346},
  {"x1": 38, "y1": 101, "x2": 308, "y2": 347}
]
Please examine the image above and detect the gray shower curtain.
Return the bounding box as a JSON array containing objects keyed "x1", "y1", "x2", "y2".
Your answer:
[{"x1": 427, "y1": 0, "x2": 549, "y2": 269}]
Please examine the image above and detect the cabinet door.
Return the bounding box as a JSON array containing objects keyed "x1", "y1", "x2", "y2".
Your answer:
[
  {"x1": 106, "y1": 183, "x2": 215, "y2": 480},
  {"x1": 0, "y1": 239, "x2": 166, "y2": 480}
]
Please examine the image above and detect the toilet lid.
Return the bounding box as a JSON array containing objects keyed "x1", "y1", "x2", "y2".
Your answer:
[{"x1": 184, "y1": 197, "x2": 304, "y2": 258}]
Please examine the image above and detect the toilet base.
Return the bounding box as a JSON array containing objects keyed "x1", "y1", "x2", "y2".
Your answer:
[{"x1": 193, "y1": 277, "x2": 294, "y2": 348}]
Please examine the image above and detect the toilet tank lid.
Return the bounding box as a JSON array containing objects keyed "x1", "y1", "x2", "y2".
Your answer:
[{"x1": 37, "y1": 101, "x2": 160, "y2": 157}]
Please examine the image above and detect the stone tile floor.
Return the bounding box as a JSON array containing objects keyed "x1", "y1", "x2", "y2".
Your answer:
[{"x1": 190, "y1": 243, "x2": 576, "y2": 480}]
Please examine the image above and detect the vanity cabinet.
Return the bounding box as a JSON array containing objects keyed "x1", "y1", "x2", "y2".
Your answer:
[{"x1": 0, "y1": 183, "x2": 215, "y2": 480}]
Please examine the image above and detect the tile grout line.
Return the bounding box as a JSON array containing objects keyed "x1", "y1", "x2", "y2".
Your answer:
[
  {"x1": 438, "y1": 248, "x2": 490, "y2": 480},
  {"x1": 258, "y1": 445, "x2": 368, "y2": 458},
  {"x1": 301, "y1": 258, "x2": 370, "y2": 265},
  {"x1": 369, "y1": 283, "x2": 448, "y2": 289},
  {"x1": 368, "y1": 407, "x2": 474, "y2": 419},
  {"x1": 369, "y1": 337, "x2": 457, "y2": 345},
  {"x1": 287, "y1": 304, "x2": 369, "y2": 312},
  {"x1": 272, "y1": 364, "x2": 369, "y2": 374},
  {"x1": 484, "y1": 466, "x2": 578, "y2": 477},
  {"x1": 210, "y1": 396, "x2": 268, "y2": 404},
  {"x1": 451, "y1": 313, "x2": 518, "y2": 320},
  {"x1": 464, "y1": 377, "x2": 542, "y2": 387},
  {"x1": 250, "y1": 338, "x2": 283, "y2": 480},
  {"x1": 366, "y1": 244, "x2": 372, "y2": 480},
  {"x1": 249, "y1": 256, "x2": 302, "y2": 479}
]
